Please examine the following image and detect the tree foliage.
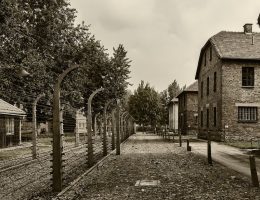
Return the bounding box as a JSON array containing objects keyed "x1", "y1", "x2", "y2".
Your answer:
[
  {"x1": 128, "y1": 81, "x2": 161, "y2": 127},
  {"x1": 167, "y1": 79, "x2": 181, "y2": 100},
  {"x1": 0, "y1": 0, "x2": 131, "y2": 121}
]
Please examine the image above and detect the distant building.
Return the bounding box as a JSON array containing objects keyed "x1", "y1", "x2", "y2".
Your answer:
[
  {"x1": 168, "y1": 98, "x2": 178, "y2": 132},
  {"x1": 0, "y1": 99, "x2": 26, "y2": 148},
  {"x1": 177, "y1": 82, "x2": 198, "y2": 135},
  {"x1": 63, "y1": 108, "x2": 87, "y2": 134},
  {"x1": 195, "y1": 23, "x2": 260, "y2": 141}
]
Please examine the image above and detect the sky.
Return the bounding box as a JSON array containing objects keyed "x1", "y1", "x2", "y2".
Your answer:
[{"x1": 69, "y1": 0, "x2": 260, "y2": 92}]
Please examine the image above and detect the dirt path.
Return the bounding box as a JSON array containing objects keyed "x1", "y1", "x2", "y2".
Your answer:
[{"x1": 57, "y1": 133, "x2": 260, "y2": 200}]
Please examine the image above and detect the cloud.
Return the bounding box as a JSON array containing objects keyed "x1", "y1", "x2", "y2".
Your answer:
[{"x1": 70, "y1": 0, "x2": 260, "y2": 91}]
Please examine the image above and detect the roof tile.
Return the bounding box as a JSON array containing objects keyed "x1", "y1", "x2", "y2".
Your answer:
[{"x1": 0, "y1": 99, "x2": 26, "y2": 116}]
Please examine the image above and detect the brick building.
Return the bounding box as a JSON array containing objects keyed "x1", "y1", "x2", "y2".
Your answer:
[
  {"x1": 168, "y1": 98, "x2": 178, "y2": 132},
  {"x1": 195, "y1": 24, "x2": 260, "y2": 141},
  {"x1": 177, "y1": 81, "x2": 198, "y2": 135}
]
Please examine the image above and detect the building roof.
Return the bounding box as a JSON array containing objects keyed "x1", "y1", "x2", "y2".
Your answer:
[
  {"x1": 0, "y1": 99, "x2": 26, "y2": 116},
  {"x1": 195, "y1": 31, "x2": 260, "y2": 79},
  {"x1": 184, "y1": 81, "x2": 198, "y2": 92},
  {"x1": 167, "y1": 98, "x2": 178, "y2": 106},
  {"x1": 171, "y1": 98, "x2": 178, "y2": 102},
  {"x1": 211, "y1": 31, "x2": 260, "y2": 60},
  {"x1": 176, "y1": 81, "x2": 198, "y2": 98}
]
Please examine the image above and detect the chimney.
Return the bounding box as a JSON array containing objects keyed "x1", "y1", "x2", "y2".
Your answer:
[{"x1": 243, "y1": 23, "x2": 253, "y2": 34}]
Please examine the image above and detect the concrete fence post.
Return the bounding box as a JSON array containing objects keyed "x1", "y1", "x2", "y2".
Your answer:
[
  {"x1": 207, "y1": 140, "x2": 212, "y2": 165},
  {"x1": 249, "y1": 155, "x2": 259, "y2": 187},
  {"x1": 87, "y1": 88, "x2": 104, "y2": 167},
  {"x1": 187, "y1": 139, "x2": 191, "y2": 151},
  {"x1": 111, "y1": 109, "x2": 116, "y2": 150},
  {"x1": 116, "y1": 103, "x2": 120, "y2": 155},
  {"x1": 179, "y1": 129, "x2": 182, "y2": 147},
  {"x1": 32, "y1": 93, "x2": 45, "y2": 159}
]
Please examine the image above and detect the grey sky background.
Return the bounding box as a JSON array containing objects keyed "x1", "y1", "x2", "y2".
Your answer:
[{"x1": 70, "y1": 0, "x2": 260, "y2": 92}]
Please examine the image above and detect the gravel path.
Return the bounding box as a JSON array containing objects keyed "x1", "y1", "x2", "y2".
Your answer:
[{"x1": 59, "y1": 133, "x2": 260, "y2": 200}]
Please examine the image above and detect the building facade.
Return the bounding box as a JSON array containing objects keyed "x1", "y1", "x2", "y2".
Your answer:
[
  {"x1": 0, "y1": 99, "x2": 26, "y2": 148},
  {"x1": 168, "y1": 98, "x2": 178, "y2": 132},
  {"x1": 177, "y1": 82, "x2": 198, "y2": 135},
  {"x1": 195, "y1": 24, "x2": 260, "y2": 141}
]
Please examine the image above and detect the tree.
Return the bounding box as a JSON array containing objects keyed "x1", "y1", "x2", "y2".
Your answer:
[
  {"x1": 167, "y1": 79, "x2": 181, "y2": 100},
  {"x1": 128, "y1": 81, "x2": 161, "y2": 129},
  {"x1": 159, "y1": 90, "x2": 169, "y2": 127},
  {"x1": 0, "y1": 0, "x2": 131, "y2": 123}
]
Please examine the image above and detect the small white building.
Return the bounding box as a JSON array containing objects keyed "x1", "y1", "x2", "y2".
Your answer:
[{"x1": 168, "y1": 98, "x2": 178, "y2": 132}]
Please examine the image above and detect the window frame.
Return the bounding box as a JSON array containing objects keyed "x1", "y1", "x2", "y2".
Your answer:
[
  {"x1": 213, "y1": 72, "x2": 217, "y2": 92},
  {"x1": 238, "y1": 106, "x2": 257, "y2": 122},
  {"x1": 207, "y1": 77, "x2": 209, "y2": 96},
  {"x1": 5, "y1": 117, "x2": 14, "y2": 135},
  {"x1": 242, "y1": 67, "x2": 254, "y2": 87}
]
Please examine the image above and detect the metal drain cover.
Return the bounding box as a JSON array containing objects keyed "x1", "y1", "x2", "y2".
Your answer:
[{"x1": 135, "y1": 180, "x2": 160, "y2": 186}]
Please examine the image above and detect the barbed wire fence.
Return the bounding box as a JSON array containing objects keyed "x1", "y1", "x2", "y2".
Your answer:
[
  {"x1": 0, "y1": 80, "x2": 135, "y2": 200},
  {"x1": 0, "y1": 64, "x2": 136, "y2": 200}
]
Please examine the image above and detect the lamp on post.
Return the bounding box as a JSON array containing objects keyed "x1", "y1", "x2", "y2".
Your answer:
[
  {"x1": 52, "y1": 64, "x2": 80, "y2": 192},
  {"x1": 87, "y1": 87, "x2": 104, "y2": 167}
]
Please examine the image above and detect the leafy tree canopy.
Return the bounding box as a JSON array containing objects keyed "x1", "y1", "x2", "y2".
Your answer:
[{"x1": 0, "y1": 0, "x2": 131, "y2": 122}]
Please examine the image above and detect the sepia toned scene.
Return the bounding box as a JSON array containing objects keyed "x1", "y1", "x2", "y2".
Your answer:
[{"x1": 1, "y1": 0, "x2": 260, "y2": 199}]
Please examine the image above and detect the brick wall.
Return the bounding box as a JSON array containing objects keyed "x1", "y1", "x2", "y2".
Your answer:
[
  {"x1": 198, "y1": 43, "x2": 260, "y2": 141},
  {"x1": 197, "y1": 44, "x2": 223, "y2": 141},
  {"x1": 178, "y1": 92, "x2": 198, "y2": 135},
  {"x1": 222, "y1": 60, "x2": 260, "y2": 141}
]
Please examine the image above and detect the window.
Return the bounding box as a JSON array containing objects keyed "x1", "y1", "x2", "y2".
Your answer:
[
  {"x1": 209, "y1": 47, "x2": 212, "y2": 61},
  {"x1": 6, "y1": 118, "x2": 14, "y2": 135},
  {"x1": 238, "y1": 107, "x2": 257, "y2": 122},
  {"x1": 207, "y1": 77, "x2": 209, "y2": 96},
  {"x1": 242, "y1": 67, "x2": 254, "y2": 87},
  {"x1": 206, "y1": 109, "x2": 209, "y2": 128},
  {"x1": 204, "y1": 52, "x2": 207, "y2": 66},
  {"x1": 213, "y1": 107, "x2": 217, "y2": 127},
  {"x1": 201, "y1": 111, "x2": 203, "y2": 127},
  {"x1": 213, "y1": 72, "x2": 217, "y2": 92},
  {"x1": 201, "y1": 81, "x2": 203, "y2": 98}
]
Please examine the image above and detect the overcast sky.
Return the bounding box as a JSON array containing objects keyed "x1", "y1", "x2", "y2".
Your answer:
[{"x1": 70, "y1": 0, "x2": 260, "y2": 92}]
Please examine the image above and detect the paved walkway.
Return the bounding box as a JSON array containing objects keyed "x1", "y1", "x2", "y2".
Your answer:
[
  {"x1": 190, "y1": 140, "x2": 260, "y2": 178},
  {"x1": 58, "y1": 133, "x2": 259, "y2": 200}
]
